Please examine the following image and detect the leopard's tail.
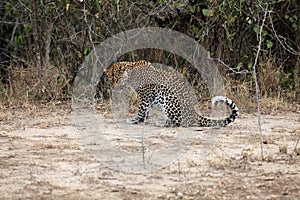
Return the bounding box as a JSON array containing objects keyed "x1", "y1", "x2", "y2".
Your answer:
[{"x1": 197, "y1": 96, "x2": 239, "y2": 127}]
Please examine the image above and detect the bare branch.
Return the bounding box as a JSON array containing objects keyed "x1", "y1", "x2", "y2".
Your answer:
[
  {"x1": 212, "y1": 58, "x2": 251, "y2": 75},
  {"x1": 0, "y1": 21, "x2": 26, "y2": 25},
  {"x1": 252, "y1": 4, "x2": 269, "y2": 161},
  {"x1": 268, "y1": 11, "x2": 298, "y2": 55}
]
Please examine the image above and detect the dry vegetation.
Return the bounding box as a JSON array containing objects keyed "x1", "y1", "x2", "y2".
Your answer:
[{"x1": 1, "y1": 0, "x2": 299, "y2": 105}]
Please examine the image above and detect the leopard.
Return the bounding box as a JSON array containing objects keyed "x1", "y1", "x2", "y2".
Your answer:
[{"x1": 104, "y1": 60, "x2": 239, "y2": 127}]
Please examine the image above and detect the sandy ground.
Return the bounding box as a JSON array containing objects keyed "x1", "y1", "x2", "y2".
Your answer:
[{"x1": 0, "y1": 103, "x2": 299, "y2": 199}]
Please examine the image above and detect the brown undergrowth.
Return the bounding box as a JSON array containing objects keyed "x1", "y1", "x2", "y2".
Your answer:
[{"x1": 0, "y1": 60, "x2": 299, "y2": 116}]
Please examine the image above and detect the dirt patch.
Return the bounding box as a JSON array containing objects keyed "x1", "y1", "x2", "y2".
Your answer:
[{"x1": 0, "y1": 104, "x2": 299, "y2": 199}]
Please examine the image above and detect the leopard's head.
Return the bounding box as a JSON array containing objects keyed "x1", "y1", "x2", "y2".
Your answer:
[
  {"x1": 105, "y1": 60, "x2": 151, "y2": 88},
  {"x1": 105, "y1": 62, "x2": 128, "y2": 88}
]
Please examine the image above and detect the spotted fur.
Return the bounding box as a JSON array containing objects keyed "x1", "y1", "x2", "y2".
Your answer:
[{"x1": 105, "y1": 61, "x2": 239, "y2": 127}]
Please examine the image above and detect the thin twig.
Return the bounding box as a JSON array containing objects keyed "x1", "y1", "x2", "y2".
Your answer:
[
  {"x1": 212, "y1": 58, "x2": 251, "y2": 75},
  {"x1": 141, "y1": 104, "x2": 154, "y2": 169},
  {"x1": 30, "y1": 0, "x2": 42, "y2": 97},
  {"x1": 252, "y1": 4, "x2": 269, "y2": 161},
  {"x1": 294, "y1": 136, "x2": 300, "y2": 151},
  {"x1": 268, "y1": 11, "x2": 298, "y2": 55},
  {"x1": 83, "y1": 2, "x2": 96, "y2": 51},
  {"x1": 142, "y1": 116, "x2": 146, "y2": 168}
]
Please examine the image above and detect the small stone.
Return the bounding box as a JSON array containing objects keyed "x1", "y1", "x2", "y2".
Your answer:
[
  {"x1": 177, "y1": 192, "x2": 183, "y2": 197},
  {"x1": 294, "y1": 147, "x2": 300, "y2": 155},
  {"x1": 170, "y1": 187, "x2": 176, "y2": 193},
  {"x1": 279, "y1": 144, "x2": 287, "y2": 154}
]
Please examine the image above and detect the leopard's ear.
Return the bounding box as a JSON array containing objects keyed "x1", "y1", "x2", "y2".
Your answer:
[
  {"x1": 136, "y1": 60, "x2": 151, "y2": 66},
  {"x1": 104, "y1": 62, "x2": 118, "y2": 73}
]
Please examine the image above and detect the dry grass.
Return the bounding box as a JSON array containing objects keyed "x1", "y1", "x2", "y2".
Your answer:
[
  {"x1": 0, "y1": 65, "x2": 71, "y2": 107},
  {"x1": 1, "y1": 59, "x2": 299, "y2": 117}
]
